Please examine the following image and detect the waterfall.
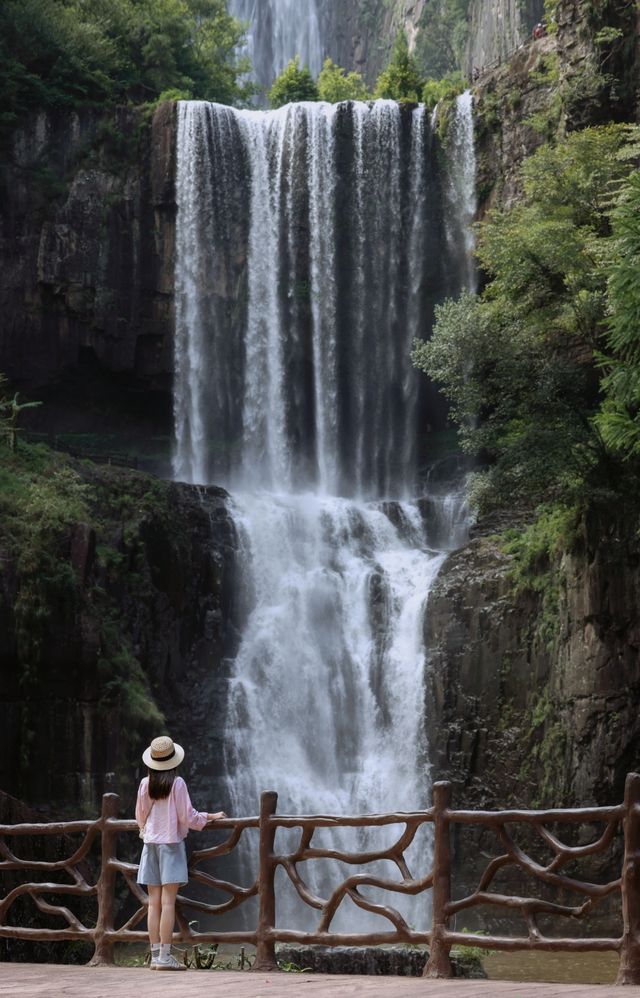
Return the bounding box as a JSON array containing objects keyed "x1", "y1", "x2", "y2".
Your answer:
[
  {"x1": 443, "y1": 90, "x2": 477, "y2": 295},
  {"x1": 174, "y1": 99, "x2": 437, "y2": 498},
  {"x1": 173, "y1": 97, "x2": 476, "y2": 930},
  {"x1": 229, "y1": 0, "x2": 325, "y2": 91}
]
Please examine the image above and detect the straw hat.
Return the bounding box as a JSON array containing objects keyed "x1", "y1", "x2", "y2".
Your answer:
[{"x1": 142, "y1": 736, "x2": 185, "y2": 771}]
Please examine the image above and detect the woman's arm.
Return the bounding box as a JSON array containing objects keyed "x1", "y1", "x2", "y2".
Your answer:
[
  {"x1": 174, "y1": 777, "x2": 216, "y2": 831},
  {"x1": 134, "y1": 779, "x2": 148, "y2": 828}
]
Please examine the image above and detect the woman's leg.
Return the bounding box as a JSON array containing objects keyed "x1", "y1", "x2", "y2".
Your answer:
[
  {"x1": 147, "y1": 885, "x2": 162, "y2": 945},
  {"x1": 159, "y1": 882, "x2": 180, "y2": 945}
]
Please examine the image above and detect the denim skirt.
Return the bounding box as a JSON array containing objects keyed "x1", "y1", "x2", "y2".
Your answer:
[{"x1": 137, "y1": 841, "x2": 188, "y2": 886}]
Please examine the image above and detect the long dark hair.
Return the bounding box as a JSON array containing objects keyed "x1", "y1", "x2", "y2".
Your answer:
[{"x1": 148, "y1": 767, "x2": 179, "y2": 800}]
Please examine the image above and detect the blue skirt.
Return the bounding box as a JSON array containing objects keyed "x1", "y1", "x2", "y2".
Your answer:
[{"x1": 137, "y1": 841, "x2": 188, "y2": 886}]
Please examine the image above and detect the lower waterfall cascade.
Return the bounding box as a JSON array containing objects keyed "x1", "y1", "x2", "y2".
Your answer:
[{"x1": 173, "y1": 94, "x2": 476, "y2": 928}]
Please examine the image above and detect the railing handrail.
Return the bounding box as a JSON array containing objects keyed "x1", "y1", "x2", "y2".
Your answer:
[
  {"x1": 1, "y1": 803, "x2": 625, "y2": 836},
  {"x1": 1, "y1": 777, "x2": 639, "y2": 983}
]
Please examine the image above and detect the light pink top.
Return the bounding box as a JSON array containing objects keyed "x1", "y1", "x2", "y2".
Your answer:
[{"x1": 135, "y1": 776, "x2": 208, "y2": 844}]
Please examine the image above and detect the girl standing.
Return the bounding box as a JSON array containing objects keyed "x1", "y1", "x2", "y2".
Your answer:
[{"x1": 136, "y1": 735, "x2": 226, "y2": 971}]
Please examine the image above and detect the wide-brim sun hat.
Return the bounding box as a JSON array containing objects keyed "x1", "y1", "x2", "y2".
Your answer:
[{"x1": 142, "y1": 736, "x2": 185, "y2": 771}]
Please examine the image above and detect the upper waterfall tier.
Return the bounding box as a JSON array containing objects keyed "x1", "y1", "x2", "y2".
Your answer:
[
  {"x1": 228, "y1": 0, "x2": 325, "y2": 88},
  {"x1": 173, "y1": 97, "x2": 475, "y2": 498}
]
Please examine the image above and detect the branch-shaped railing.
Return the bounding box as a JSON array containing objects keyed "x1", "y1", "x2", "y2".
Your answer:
[{"x1": 1, "y1": 774, "x2": 640, "y2": 984}]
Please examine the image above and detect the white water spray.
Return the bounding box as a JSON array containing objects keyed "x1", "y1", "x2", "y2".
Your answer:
[{"x1": 173, "y1": 97, "x2": 477, "y2": 928}]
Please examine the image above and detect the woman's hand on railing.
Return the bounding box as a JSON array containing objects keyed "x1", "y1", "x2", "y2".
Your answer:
[{"x1": 207, "y1": 811, "x2": 227, "y2": 822}]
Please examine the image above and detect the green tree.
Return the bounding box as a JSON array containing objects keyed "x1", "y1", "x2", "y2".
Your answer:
[
  {"x1": 0, "y1": 0, "x2": 252, "y2": 129},
  {"x1": 422, "y1": 71, "x2": 465, "y2": 112},
  {"x1": 595, "y1": 172, "x2": 640, "y2": 458},
  {"x1": 412, "y1": 125, "x2": 639, "y2": 513},
  {"x1": 374, "y1": 30, "x2": 424, "y2": 102},
  {"x1": 268, "y1": 56, "x2": 319, "y2": 108},
  {"x1": 0, "y1": 390, "x2": 42, "y2": 452},
  {"x1": 317, "y1": 58, "x2": 369, "y2": 103}
]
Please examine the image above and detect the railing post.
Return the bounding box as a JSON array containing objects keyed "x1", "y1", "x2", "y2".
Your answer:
[
  {"x1": 252, "y1": 790, "x2": 279, "y2": 972},
  {"x1": 617, "y1": 773, "x2": 640, "y2": 985},
  {"x1": 424, "y1": 781, "x2": 453, "y2": 978},
  {"x1": 89, "y1": 793, "x2": 119, "y2": 967}
]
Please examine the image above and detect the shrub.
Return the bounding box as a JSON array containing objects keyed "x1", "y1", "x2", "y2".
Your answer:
[{"x1": 268, "y1": 56, "x2": 318, "y2": 108}]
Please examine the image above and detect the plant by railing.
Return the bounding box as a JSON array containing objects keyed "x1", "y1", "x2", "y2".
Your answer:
[{"x1": 1, "y1": 775, "x2": 640, "y2": 983}]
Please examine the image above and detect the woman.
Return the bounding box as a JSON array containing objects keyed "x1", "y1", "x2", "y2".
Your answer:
[{"x1": 136, "y1": 735, "x2": 226, "y2": 971}]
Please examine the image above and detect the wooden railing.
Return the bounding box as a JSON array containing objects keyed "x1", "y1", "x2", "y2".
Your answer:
[{"x1": 1, "y1": 775, "x2": 640, "y2": 983}]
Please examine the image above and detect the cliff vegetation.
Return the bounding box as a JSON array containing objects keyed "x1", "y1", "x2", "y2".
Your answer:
[
  {"x1": 0, "y1": 0, "x2": 251, "y2": 138},
  {"x1": 415, "y1": 1, "x2": 640, "y2": 863},
  {"x1": 0, "y1": 430, "x2": 236, "y2": 815}
]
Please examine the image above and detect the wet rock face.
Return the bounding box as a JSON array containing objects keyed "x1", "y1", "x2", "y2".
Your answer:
[
  {"x1": 424, "y1": 518, "x2": 640, "y2": 931},
  {"x1": 0, "y1": 102, "x2": 176, "y2": 407},
  {"x1": 0, "y1": 469, "x2": 239, "y2": 818}
]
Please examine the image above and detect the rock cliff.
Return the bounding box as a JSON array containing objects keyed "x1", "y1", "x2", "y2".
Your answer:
[
  {"x1": 472, "y1": 0, "x2": 639, "y2": 212},
  {"x1": 425, "y1": 514, "x2": 640, "y2": 927},
  {"x1": 0, "y1": 103, "x2": 177, "y2": 455},
  {"x1": 327, "y1": 0, "x2": 427, "y2": 84},
  {"x1": 0, "y1": 459, "x2": 239, "y2": 818},
  {"x1": 466, "y1": 0, "x2": 544, "y2": 76}
]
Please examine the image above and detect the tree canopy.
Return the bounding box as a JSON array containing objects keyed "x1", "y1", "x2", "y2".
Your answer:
[
  {"x1": 412, "y1": 124, "x2": 640, "y2": 514},
  {"x1": 267, "y1": 56, "x2": 319, "y2": 108},
  {"x1": 595, "y1": 171, "x2": 640, "y2": 458},
  {"x1": 317, "y1": 58, "x2": 369, "y2": 103},
  {"x1": 373, "y1": 31, "x2": 424, "y2": 102},
  {"x1": 0, "y1": 0, "x2": 251, "y2": 127}
]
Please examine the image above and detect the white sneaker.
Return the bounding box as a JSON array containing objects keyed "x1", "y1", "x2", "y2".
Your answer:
[{"x1": 155, "y1": 953, "x2": 187, "y2": 972}]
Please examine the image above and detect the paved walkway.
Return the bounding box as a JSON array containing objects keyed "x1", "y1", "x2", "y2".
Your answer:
[{"x1": 1, "y1": 967, "x2": 640, "y2": 998}]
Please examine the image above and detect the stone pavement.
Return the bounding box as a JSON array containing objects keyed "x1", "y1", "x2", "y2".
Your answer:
[{"x1": 1, "y1": 967, "x2": 640, "y2": 998}]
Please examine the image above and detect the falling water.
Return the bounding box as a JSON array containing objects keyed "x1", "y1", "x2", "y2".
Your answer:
[
  {"x1": 174, "y1": 99, "x2": 438, "y2": 498},
  {"x1": 229, "y1": 0, "x2": 325, "y2": 90},
  {"x1": 443, "y1": 89, "x2": 477, "y2": 294},
  {"x1": 173, "y1": 97, "x2": 476, "y2": 929}
]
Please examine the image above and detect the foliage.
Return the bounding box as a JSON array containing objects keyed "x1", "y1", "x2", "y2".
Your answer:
[
  {"x1": 268, "y1": 56, "x2": 319, "y2": 108},
  {"x1": 595, "y1": 172, "x2": 640, "y2": 458},
  {"x1": 518, "y1": 685, "x2": 568, "y2": 807},
  {"x1": 0, "y1": 374, "x2": 12, "y2": 438},
  {"x1": 543, "y1": 0, "x2": 559, "y2": 33},
  {"x1": 502, "y1": 503, "x2": 580, "y2": 646},
  {"x1": 317, "y1": 59, "x2": 369, "y2": 103},
  {"x1": 0, "y1": 439, "x2": 168, "y2": 784},
  {"x1": 594, "y1": 26, "x2": 624, "y2": 46},
  {"x1": 414, "y1": 0, "x2": 471, "y2": 79},
  {"x1": 503, "y1": 505, "x2": 580, "y2": 591},
  {"x1": 374, "y1": 30, "x2": 424, "y2": 102},
  {"x1": 529, "y1": 51, "x2": 560, "y2": 88},
  {"x1": 98, "y1": 627, "x2": 165, "y2": 731},
  {"x1": 560, "y1": 62, "x2": 612, "y2": 124},
  {"x1": 0, "y1": 0, "x2": 252, "y2": 130},
  {"x1": 11, "y1": 460, "x2": 94, "y2": 667},
  {"x1": 0, "y1": 388, "x2": 42, "y2": 451},
  {"x1": 422, "y1": 71, "x2": 465, "y2": 113},
  {"x1": 413, "y1": 125, "x2": 640, "y2": 514}
]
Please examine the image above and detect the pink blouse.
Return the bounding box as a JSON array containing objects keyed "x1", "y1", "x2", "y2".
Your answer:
[{"x1": 135, "y1": 776, "x2": 208, "y2": 844}]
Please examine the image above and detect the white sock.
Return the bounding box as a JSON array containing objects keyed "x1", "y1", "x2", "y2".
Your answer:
[
  {"x1": 151, "y1": 943, "x2": 160, "y2": 957},
  {"x1": 159, "y1": 943, "x2": 171, "y2": 962}
]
